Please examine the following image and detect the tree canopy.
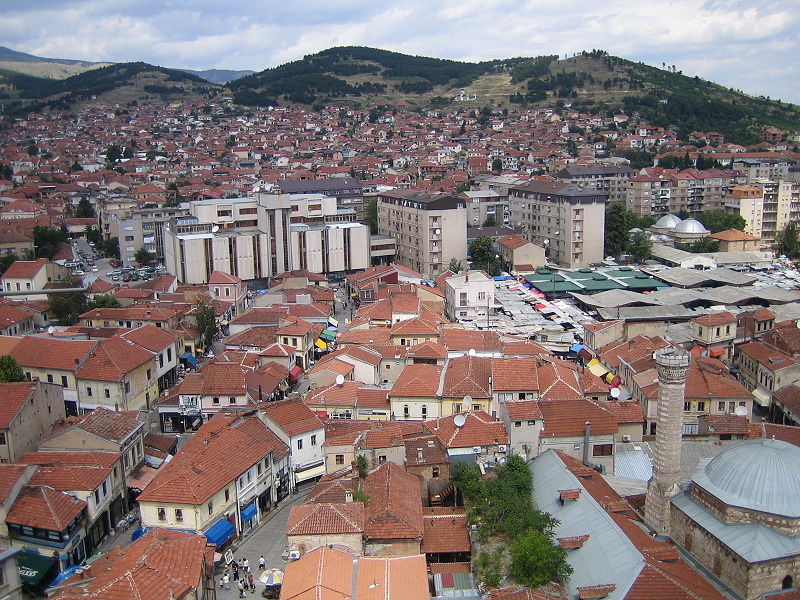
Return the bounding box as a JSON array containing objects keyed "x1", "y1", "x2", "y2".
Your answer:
[
  {"x1": 604, "y1": 203, "x2": 635, "y2": 258},
  {"x1": 75, "y1": 197, "x2": 95, "y2": 218},
  {"x1": 775, "y1": 222, "x2": 800, "y2": 259},
  {"x1": 135, "y1": 247, "x2": 156, "y2": 266},
  {"x1": 195, "y1": 297, "x2": 218, "y2": 349},
  {"x1": 0, "y1": 355, "x2": 26, "y2": 383},
  {"x1": 469, "y1": 235, "x2": 502, "y2": 275},
  {"x1": 510, "y1": 529, "x2": 573, "y2": 588},
  {"x1": 697, "y1": 210, "x2": 746, "y2": 234}
]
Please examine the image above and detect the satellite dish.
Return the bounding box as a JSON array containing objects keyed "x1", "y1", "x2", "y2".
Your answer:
[
  {"x1": 463, "y1": 395, "x2": 473, "y2": 405},
  {"x1": 735, "y1": 406, "x2": 748, "y2": 416},
  {"x1": 435, "y1": 229, "x2": 441, "y2": 235},
  {"x1": 335, "y1": 374, "x2": 345, "y2": 386},
  {"x1": 610, "y1": 387, "x2": 621, "y2": 399},
  {"x1": 47, "y1": 326, "x2": 55, "y2": 335},
  {"x1": 453, "y1": 414, "x2": 467, "y2": 427},
  {"x1": 211, "y1": 225, "x2": 220, "y2": 233},
  {"x1": 468, "y1": 348, "x2": 476, "y2": 356}
]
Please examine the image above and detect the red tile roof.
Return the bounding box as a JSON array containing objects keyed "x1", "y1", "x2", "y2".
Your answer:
[
  {"x1": 363, "y1": 462, "x2": 423, "y2": 540},
  {"x1": 442, "y1": 355, "x2": 492, "y2": 398},
  {"x1": 285, "y1": 502, "x2": 364, "y2": 536},
  {"x1": 6, "y1": 485, "x2": 85, "y2": 530},
  {"x1": 76, "y1": 335, "x2": 154, "y2": 381},
  {"x1": 0, "y1": 381, "x2": 37, "y2": 428},
  {"x1": 261, "y1": 396, "x2": 324, "y2": 437},
  {"x1": 51, "y1": 528, "x2": 212, "y2": 600},
  {"x1": 505, "y1": 401, "x2": 543, "y2": 420},
  {"x1": 10, "y1": 336, "x2": 95, "y2": 371},
  {"x1": 1, "y1": 258, "x2": 47, "y2": 280},
  {"x1": 492, "y1": 357, "x2": 539, "y2": 391},
  {"x1": 391, "y1": 363, "x2": 443, "y2": 398},
  {"x1": 693, "y1": 311, "x2": 736, "y2": 326},
  {"x1": 538, "y1": 399, "x2": 618, "y2": 437},
  {"x1": 425, "y1": 411, "x2": 508, "y2": 448},
  {"x1": 422, "y1": 506, "x2": 470, "y2": 553},
  {"x1": 0, "y1": 463, "x2": 32, "y2": 502}
]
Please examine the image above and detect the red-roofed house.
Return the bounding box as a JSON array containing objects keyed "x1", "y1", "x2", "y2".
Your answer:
[
  {"x1": 1, "y1": 258, "x2": 70, "y2": 300},
  {"x1": 498, "y1": 234, "x2": 545, "y2": 272},
  {"x1": 0, "y1": 381, "x2": 66, "y2": 463},
  {"x1": 208, "y1": 270, "x2": 249, "y2": 317},
  {"x1": 261, "y1": 397, "x2": 326, "y2": 485}
]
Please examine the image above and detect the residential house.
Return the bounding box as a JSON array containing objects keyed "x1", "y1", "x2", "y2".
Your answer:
[
  {"x1": 403, "y1": 434, "x2": 450, "y2": 505},
  {"x1": 440, "y1": 354, "x2": 492, "y2": 416},
  {"x1": 208, "y1": 270, "x2": 249, "y2": 318},
  {"x1": 497, "y1": 234, "x2": 546, "y2": 272},
  {"x1": 138, "y1": 412, "x2": 289, "y2": 547},
  {"x1": 0, "y1": 382, "x2": 65, "y2": 464},
  {"x1": 1, "y1": 259, "x2": 70, "y2": 300},
  {"x1": 444, "y1": 271, "x2": 495, "y2": 324},
  {"x1": 691, "y1": 312, "x2": 737, "y2": 361},
  {"x1": 362, "y1": 462, "x2": 424, "y2": 556},
  {"x1": 261, "y1": 397, "x2": 326, "y2": 485},
  {"x1": 0, "y1": 304, "x2": 34, "y2": 337},
  {"x1": 389, "y1": 363, "x2": 444, "y2": 421},
  {"x1": 120, "y1": 325, "x2": 184, "y2": 392},
  {"x1": 75, "y1": 336, "x2": 158, "y2": 412},
  {"x1": 737, "y1": 341, "x2": 800, "y2": 418},
  {"x1": 305, "y1": 382, "x2": 391, "y2": 422},
  {"x1": 424, "y1": 411, "x2": 509, "y2": 464}
]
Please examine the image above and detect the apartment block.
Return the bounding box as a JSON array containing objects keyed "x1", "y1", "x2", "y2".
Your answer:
[
  {"x1": 627, "y1": 169, "x2": 747, "y2": 218},
  {"x1": 554, "y1": 165, "x2": 633, "y2": 204},
  {"x1": 459, "y1": 189, "x2": 509, "y2": 227},
  {"x1": 116, "y1": 204, "x2": 189, "y2": 265},
  {"x1": 724, "y1": 184, "x2": 765, "y2": 239},
  {"x1": 377, "y1": 190, "x2": 467, "y2": 278},
  {"x1": 508, "y1": 180, "x2": 605, "y2": 269}
]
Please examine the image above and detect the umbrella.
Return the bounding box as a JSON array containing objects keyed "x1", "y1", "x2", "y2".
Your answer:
[{"x1": 259, "y1": 568, "x2": 283, "y2": 586}]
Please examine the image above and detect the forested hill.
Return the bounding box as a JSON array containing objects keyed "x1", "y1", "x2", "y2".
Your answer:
[
  {"x1": 228, "y1": 46, "x2": 800, "y2": 145},
  {"x1": 0, "y1": 62, "x2": 217, "y2": 113}
]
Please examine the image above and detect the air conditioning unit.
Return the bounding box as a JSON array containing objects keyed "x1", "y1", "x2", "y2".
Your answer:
[
  {"x1": 472, "y1": 446, "x2": 482, "y2": 454},
  {"x1": 622, "y1": 435, "x2": 631, "y2": 443},
  {"x1": 288, "y1": 550, "x2": 301, "y2": 561},
  {"x1": 498, "y1": 445, "x2": 507, "y2": 453}
]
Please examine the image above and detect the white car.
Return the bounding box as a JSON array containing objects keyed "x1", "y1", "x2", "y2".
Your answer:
[{"x1": 91, "y1": 266, "x2": 99, "y2": 272}]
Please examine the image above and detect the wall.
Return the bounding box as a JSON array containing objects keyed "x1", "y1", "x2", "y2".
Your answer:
[
  {"x1": 0, "y1": 383, "x2": 66, "y2": 463},
  {"x1": 288, "y1": 532, "x2": 362, "y2": 555},
  {"x1": 364, "y1": 539, "x2": 421, "y2": 557},
  {"x1": 389, "y1": 396, "x2": 441, "y2": 421}
]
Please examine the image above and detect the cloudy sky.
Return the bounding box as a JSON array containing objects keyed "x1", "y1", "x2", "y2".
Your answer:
[{"x1": 2, "y1": 0, "x2": 798, "y2": 103}]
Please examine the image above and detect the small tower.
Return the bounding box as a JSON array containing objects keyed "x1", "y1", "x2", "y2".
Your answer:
[{"x1": 644, "y1": 347, "x2": 691, "y2": 536}]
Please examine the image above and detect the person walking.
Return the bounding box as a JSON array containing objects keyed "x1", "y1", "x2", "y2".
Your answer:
[
  {"x1": 259, "y1": 555, "x2": 266, "y2": 570},
  {"x1": 243, "y1": 557, "x2": 250, "y2": 573},
  {"x1": 232, "y1": 562, "x2": 239, "y2": 581},
  {"x1": 248, "y1": 573, "x2": 255, "y2": 592},
  {"x1": 237, "y1": 580, "x2": 246, "y2": 598},
  {"x1": 221, "y1": 573, "x2": 230, "y2": 590}
]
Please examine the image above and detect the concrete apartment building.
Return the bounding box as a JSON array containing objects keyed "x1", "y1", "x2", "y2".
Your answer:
[
  {"x1": 116, "y1": 204, "x2": 189, "y2": 266},
  {"x1": 627, "y1": 169, "x2": 746, "y2": 218},
  {"x1": 273, "y1": 177, "x2": 365, "y2": 221},
  {"x1": 755, "y1": 179, "x2": 800, "y2": 245},
  {"x1": 377, "y1": 189, "x2": 467, "y2": 278},
  {"x1": 554, "y1": 165, "x2": 633, "y2": 204},
  {"x1": 724, "y1": 184, "x2": 766, "y2": 240},
  {"x1": 508, "y1": 180, "x2": 605, "y2": 269},
  {"x1": 164, "y1": 193, "x2": 293, "y2": 284},
  {"x1": 459, "y1": 189, "x2": 509, "y2": 227},
  {"x1": 444, "y1": 270, "x2": 495, "y2": 324}
]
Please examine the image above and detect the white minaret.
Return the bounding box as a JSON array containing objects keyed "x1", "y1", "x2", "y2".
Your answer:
[{"x1": 644, "y1": 347, "x2": 691, "y2": 536}]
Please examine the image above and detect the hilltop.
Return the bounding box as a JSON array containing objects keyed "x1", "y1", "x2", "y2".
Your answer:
[
  {"x1": 228, "y1": 46, "x2": 800, "y2": 144},
  {"x1": 0, "y1": 62, "x2": 217, "y2": 113}
]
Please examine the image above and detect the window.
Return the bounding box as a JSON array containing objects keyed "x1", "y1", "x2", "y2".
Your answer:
[
  {"x1": 421, "y1": 405, "x2": 427, "y2": 418},
  {"x1": 207, "y1": 501, "x2": 213, "y2": 515},
  {"x1": 453, "y1": 404, "x2": 461, "y2": 414},
  {"x1": 379, "y1": 455, "x2": 387, "y2": 464},
  {"x1": 229, "y1": 397, "x2": 237, "y2": 404},
  {"x1": 515, "y1": 421, "x2": 522, "y2": 428},
  {"x1": 697, "y1": 401, "x2": 706, "y2": 412},
  {"x1": 432, "y1": 467, "x2": 440, "y2": 478},
  {"x1": 61, "y1": 376, "x2": 68, "y2": 387},
  {"x1": 102, "y1": 481, "x2": 107, "y2": 496},
  {"x1": 718, "y1": 401, "x2": 725, "y2": 411},
  {"x1": 336, "y1": 455, "x2": 345, "y2": 465},
  {"x1": 472, "y1": 404, "x2": 481, "y2": 411},
  {"x1": 175, "y1": 509, "x2": 183, "y2": 522},
  {"x1": 527, "y1": 420, "x2": 536, "y2": 426},
  {"x1": 403, "y1": 405, "x2": 409, "y2": 418},
  {"x1": 0, "y1": 433, "x2": 6, "y2": 445},
  {"x1": 478, "y1": 291, "x2": 486, "y2": 301},
  {"x1": 105, "y1": 388, "x2": 111, "y2": 398},
  {"x1": 225, "y1": 488, "x2": 230, "y2": 502},
  {"x1": 157, "y1": 507, "x2": 166, "y2": 521},
  {"x1": 86, "y1": 387, "x2": 93, "y2": 397},
  {"x1": 592, "y1": 444, "x2": 613, "y2": 457},
  {"x1": 297, "y1": 439, "x2": 303, "y2": 450},
  {"x1": 212, "y1": 397, "x2": 220, "y2": 405},
  {"x1": 459, "y1": 292, "x2": 467, "y2": 306},
  {"x1": 683, "y1": 401, "x2": 691, "y2": 411},
  {"x1": 146, "y1": 369, "x2": 152, "y2": 380},
  {"x1": 47, "y1": 374, "x2": 53, "y2": 383},
  {"x1": 124, "y1": 381, "x2": 130, "y2": 394},
  {"x1": 311, "y1": 435, "x2": 317, "y2": 446},
  {"x1": 94, "y1": 490, "x2": 99, "y2": 504}
]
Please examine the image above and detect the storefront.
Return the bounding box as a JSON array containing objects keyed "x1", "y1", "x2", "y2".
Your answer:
[{"x1": 204, "y1": 518, "x2": 236, "y2": 549}]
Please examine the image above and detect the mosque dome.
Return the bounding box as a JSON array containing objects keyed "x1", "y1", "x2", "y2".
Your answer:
[
  {"x1": 673, "y1": 218, "x2": 710, "y2": 234},
  {"x1": 692, "y1": 438, "x2": 800, "y2": 518},
  {"x1": 654, "y1": 214, "x2": 682, "y2": 229}
]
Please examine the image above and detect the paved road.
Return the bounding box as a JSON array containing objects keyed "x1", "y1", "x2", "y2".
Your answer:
[{"x1": 215, "y1": 487, "x2": 310, "y2": 599}]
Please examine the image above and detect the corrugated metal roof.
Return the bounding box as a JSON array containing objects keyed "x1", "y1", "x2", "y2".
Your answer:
[
  {"x1": 531, "y1": 450, "x2": 643, "y2": 600},
  {"x1": 613, "y1": 449, "x2": 653, "y2": 481},
  {"x1": 672, "y1": 493, "x2": 800, "y2": 562}
]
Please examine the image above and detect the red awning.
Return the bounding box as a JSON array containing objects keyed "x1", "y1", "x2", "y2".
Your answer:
[
  {"x1": 709, "y1": 347, "x2": 726, "y2": 358},
  {"x1": 289, "y1": 365, "x2": 303, "y2": 382},
  {"x1": 314, "y1": 410, "x2": 328, "y2": 418}
]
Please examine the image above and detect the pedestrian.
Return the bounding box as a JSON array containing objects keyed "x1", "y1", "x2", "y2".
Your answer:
[
  {"x1": 243, "y1": 558, "x2": 250, "y2": 573},
  {"x1": 259, "y1": 555, "x2": 266, "y2": 570},
  {"x1": 248, "y1": 573, "x2": 255, "y2": 591},
  {"x1": 238, "y1": 581, "x2": 246, "y2": 598},
  {"x1": 232, "y1": 563, "x2": 239, "y2": 581},
  {"x1": 221, "y1": 573, "x2": 230, "y2": 590}
]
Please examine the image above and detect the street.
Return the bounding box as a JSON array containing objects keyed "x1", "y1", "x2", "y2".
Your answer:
[{"x1": 214, "y1": 486, "x2": 310, "y2": 599}]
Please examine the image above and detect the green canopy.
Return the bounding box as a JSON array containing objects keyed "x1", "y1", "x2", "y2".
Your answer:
[{"x1": 17, "y1": 551, "x2": 55, "y2": 584}]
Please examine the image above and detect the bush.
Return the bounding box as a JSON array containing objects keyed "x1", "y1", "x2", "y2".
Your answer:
[{"x1": 509, "y1": 529, "x2": 573, "y2": 588}]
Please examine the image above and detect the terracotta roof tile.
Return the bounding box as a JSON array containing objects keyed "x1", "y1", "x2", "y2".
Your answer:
[
  {"x1": 10, "y1": 336, "x2": 95, "y2": 371},
  {"x1": 538, "y1": 399, "x2": 618, "y2": 437},
  {"x1": 0, "y1": 463, "x2": 32, "y2": 502},
  {"x1": 362, "y1": 462, "x2": 423, "y2": 540},
  {"x1": 391, "y1": 363, "x2": 443, "y2": 398},
  {"x1": 425, "y1": 411, "x2": 508, "y2": 448},
  {"x1": 6, "y1": 485, "x2": 85, "y2": 530},
  {"x1": 505, "y1": 401, "x2": 543, "y2": 420},
  {"x1": 492, "y1": 357, "x2": 539, "y2": 391},
  {"x1": 442, "y1": 355, "x2": 492, "y2": 398},
  {"x1": 0, "y1": 381, "x2": 37, "y2": 428},
  {"x1": 76, "y1": 336, "x2": 154, "y2": 381},
  {"x1": 285, "y1": 502, "x2": 364, "y2": 536},
  {"x1": 422, "y1": 506, "x2": 470, "y2": 553},
  {"x1": 261, "y1": 396, "x2": 324, "y2": 437}
]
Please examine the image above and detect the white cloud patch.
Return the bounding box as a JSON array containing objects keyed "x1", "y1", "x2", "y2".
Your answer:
[{"x1": 0, "y1": 0, "x2": 796, "y2": 102}]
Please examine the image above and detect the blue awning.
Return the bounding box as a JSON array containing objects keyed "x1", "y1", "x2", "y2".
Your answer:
[
  {"x1": 48, "y1": 565, "x2": 83, "y2": 588},
  {"x1": 130, "y1": 525, "x2": 150, "y2": 541},
  {"x1": 205, "y1": 518, "x2": 235, "y2": 547},
  {"x1": 570, "y1": 343, "x2": 584, "y2": 353},
  {"x1": 180, "y1": 352, "x2": 199, "y2": 367},
  {"x1": 241, "y1": 503, "x2": 257, "y2": 522}
]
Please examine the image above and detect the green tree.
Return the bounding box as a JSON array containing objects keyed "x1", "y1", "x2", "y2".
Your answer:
[
  {"x1": 364, "y1": 197, "x2": 378, "y2": 235},
  {"x1": 0, "y1": 252, "x2": 16, "y2": 276},
  {"x1": 195, "y1": 297, "x2": 217, "y2": 349},
  {"x1": 105, "y1": 144, "x2": 123, "y2": 166},
  {"x1": 74, "y1": 196, "x2": 95, "y2": 218},
  {"x1": 482, "y1": 214, "x2": 497, "y2": 227},
  {"x1": 88, "y1": 294, "x2": 120, "y2": 309},
  {"x1": 27, "y1": 144, "x2": 38, "y2": 157},
  {"x1": 775, "y1": 222, "x2": 800, "y2": 259},
  {"x1": 134, "y1": 247, "x2": 156, "y2": 266},
  {"x1": 100, "y1": 237, "x2": 120, "y2": 259},
  {"x1": 469, "y1": 235, "x2": 501, "y2": 275},
  {"x1": 448, "y1": 258, "x2": 463, "y2": 273},
  {"x1": 697, "y1": 210, "x2": 746, "y2": 234},
  {"x1": 604, "y1": 202, "x2": 635, "y2": 258},
  {"x1": 33, "y1": 226, "x2": 68, "y2": 259},
  {"x1": 624, "y1": 149, "x2": 654, "y2": 169},
  {"x1": 0, "y1": 164, "x2": 12, "y2": 180},
  {"x1": 628, "y1": 231, "x2": 653, "y2": 263},
  {"x1": 0, "y1": 355, "x2": 26, "y2": 383},
  {"x1": 48, "y1": 276, "x2": 88, "y2": 326},
  {"x1": 509, "y1": 529, "x2": 573, "y2": 588},
  {"x1": 356, "y1": 454, "x2": 369, "y2": 478},
  {"x1": 677, "y1": 238, "x2": 720, "y2": 253},
  {"x1": 491, "y1": 158, "x2": 503, "y2": 172},
  {"x1": 565, "y1": 139, "x2": 578, "y2": 158}
]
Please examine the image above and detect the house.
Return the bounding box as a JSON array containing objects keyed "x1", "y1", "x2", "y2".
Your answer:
[
  {"x1": 403, "y1": 434, "x2": 451, "y2": 504},
  {"x1": 75, "y1": 336, "x2": 158, "y2": 412},
  {"x1": 422, "y1": 506, "x2": 471, "y2": 566},
  {"x1": 285, "y1": 502, "x2": 365, "y2": 555},
  {"x1": 261, "y1": 397, "x2": 326, "y2": 485},
  {"x1": 424, "y1": 411, "x2": 509, "y2": 463},
  {"x1": 0, "y1": 382, "x2": 66, "y2": 463},
  {"x1": 444, "y1": 271, "x2": 495, "y2": 324},
  {"x1": 280, "y1": 546, "x2": 429, "y2": 600},
  {"x1": 737, "y1": 341, "x2": 800, "y2": 416},
  {"x1": 10, "y1": 336, "x2": 96, "y2": 416},
  {"x1": 440, "y1": 354, "x2": 493, "y2": 416},
  {"x1": 119, "y1": 325, "x2": 184, "y2": 392},
  {"x1": 49, "y1": 528, "x2": 214, "y2": 600},
  {"x1": 305, "y1": 382, "x2": 391, "y2": 421},
  {"x1": 497, "y1": 234, "x2": 546, "y2": 272},
  {"x1": 0, "y1": 304, "x2": 34, "y2": 336},
  {"x1": 78, "y1": 306, "x2": 182, "y2": 330},
  {"x1": 207, "y1": 270, "x2": 249, "y2": 317},
  {"x1": 138, "y1": 412, "x2": 289, "y2": 546},
  {"x1": 1, "y1": 259, "x2": 70, "y2": 300},
  {"x1": 0, "y1": 545, "x2": 22, "y2": 600},
  {"x1": 691, "y1": 311, "x2": 736, "y2": 361},
  {"x1": 390, "y1": 363, "x2": 444, "y2": 421},
  {"x1": 362, "y1": 462, "x2": 424, "y2": 555},
  {"x1": 40, "y1": 408, "x2": 146, "y2": 483}
]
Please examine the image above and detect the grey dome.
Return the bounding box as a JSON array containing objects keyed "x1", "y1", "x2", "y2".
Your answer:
[
  {"x1": 673, "y1": 218, "x2": 709, "y2": 234},
  {"x1": 654, "y1": 214, "x2": 682, "y2": 229},
  {"x1": 692, "y1": 438, "x2": 800, "y2": 518}
]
